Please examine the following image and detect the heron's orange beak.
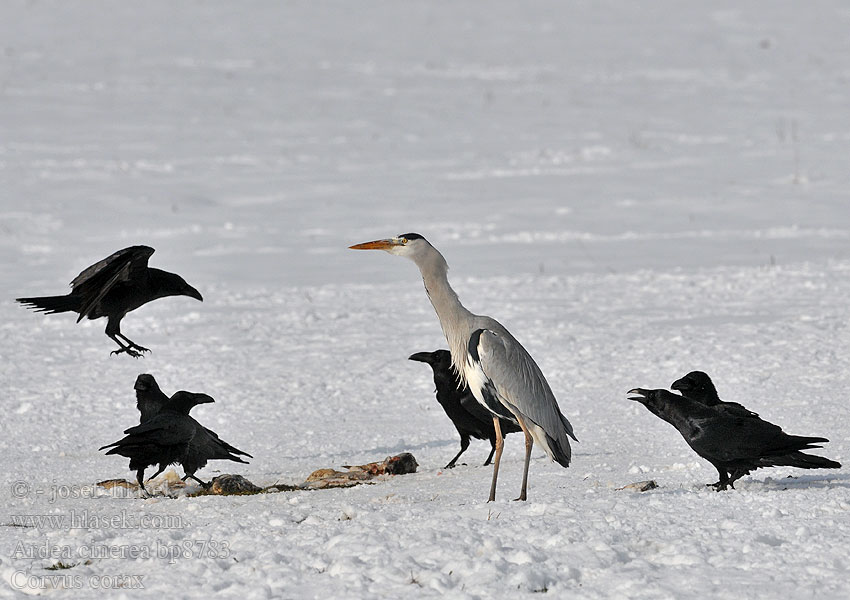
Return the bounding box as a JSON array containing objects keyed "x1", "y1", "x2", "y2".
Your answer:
[{"x1": 349, "y1": 238, "x2": 403, "y2": 250}]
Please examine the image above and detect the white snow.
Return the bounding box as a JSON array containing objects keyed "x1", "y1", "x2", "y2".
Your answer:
[{"x1": 1, "y1": 0, "x2": 849, "y2": 597}]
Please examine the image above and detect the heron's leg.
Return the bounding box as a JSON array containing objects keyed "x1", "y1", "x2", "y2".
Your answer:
[
  {"x1": 445, "y1": 435, "x2": 470, "y2": 469},
  {"x1": 488, "y1": 417, "x2": 504, "y2": 502},
  {"x1": 515, "y1": 421, "x2": 533, "y2": 502}
]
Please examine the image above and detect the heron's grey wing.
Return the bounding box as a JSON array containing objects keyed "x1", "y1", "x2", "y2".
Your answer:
[
  {"x1": 475, "y1": 328, "x2": 577, "y2": 443},
  {"x1": 73, "y1": 246, "x2": 155, "y2": 322}
]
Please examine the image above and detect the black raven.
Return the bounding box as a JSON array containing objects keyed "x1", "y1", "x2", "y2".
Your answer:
[
  {"x1": 671, "y1": 370, "x2": 757, "y2": 418},
  {"x1": 100, "y1": 391, "x2": 252, "y2": 496},
  {"x1": 409, "y1": 350, "x2": 521, "y2": 468},
  {"x1": 628, "y1": 387, "x2": 841, "y2": 490},
  {"x1": 16, "y1": 245, "x2": 203, "y2": 357},
  {"x1": 134, "y1": 373, "x2": 169, "y2": 423}
]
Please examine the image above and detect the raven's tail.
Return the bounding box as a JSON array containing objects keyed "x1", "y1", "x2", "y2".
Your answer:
[
  {"x1": 763, "y1": 451, "x2": 841, "y2": 470},
  {"x1": 16, "y1": 295, "x2": 81, "y2": 315}
]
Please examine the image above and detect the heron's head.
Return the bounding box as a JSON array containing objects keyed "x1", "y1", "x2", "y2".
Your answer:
[{"x1": 349, "y1": 233, "x2": 431, "y2": 260}]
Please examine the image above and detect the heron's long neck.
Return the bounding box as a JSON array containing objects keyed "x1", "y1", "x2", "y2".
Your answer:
[{"x1": 416, "y1": 252, "x2": 475, "y2": 377}]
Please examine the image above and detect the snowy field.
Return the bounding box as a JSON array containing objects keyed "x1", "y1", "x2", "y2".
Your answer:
[{"x1": 2, "y1": 1, "x2": 850, "y2": 597}]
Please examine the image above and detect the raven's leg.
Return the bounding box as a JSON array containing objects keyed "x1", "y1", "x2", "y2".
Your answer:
[
  {"x1": 136, "y1": 469, "x2": 150, "y2": 497},
  {"x1": 709, "y1": 466, "x2": 730, "y2": 491},
  {"x1": 106, "y1": 318, "x2": 143, "y2": 358},
  {"x1": 483, "y1": 435, "x2": 497, "y2": 466},
  {"x1": 514, "y1": 420, "x2": 534, "y2": 502},
  {"x1": 145, "y1": 464, "x2": 167, "y2": 483},
  {"x1": 488, "y1": 417, "x2": 504, "y2": 502},
  {"x1": 116, "y1": 333, "x2": 150, "y2": 354},
  {"x1": 182, "y1": 473, "x2": 211, "y2": 489},
  {"x1": 727, "y1": 469, "x2": 745, "y2": 489},
  {"x1": 445, "y1": 434, "x2": 470, "y2": 469}
]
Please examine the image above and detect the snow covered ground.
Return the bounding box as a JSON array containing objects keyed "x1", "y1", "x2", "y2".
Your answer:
[{"x1": 2, "y1": 0, "x2": 849, "y2": 597}]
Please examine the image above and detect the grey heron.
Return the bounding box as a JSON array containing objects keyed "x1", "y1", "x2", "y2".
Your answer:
[{"x1": 351, "y1": 233, "x2": 577, "y2": 501}]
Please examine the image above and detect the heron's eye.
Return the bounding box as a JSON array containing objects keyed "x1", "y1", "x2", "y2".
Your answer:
[{"x1": 400, "y1": 237, "x2": 408, "y2": 244}]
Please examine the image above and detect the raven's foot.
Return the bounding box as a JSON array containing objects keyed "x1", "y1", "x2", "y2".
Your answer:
[
  {"x1": 110, "y1": 346, "x2": 146, "y2": 358},
  {"x1": 708, "y1": 481, "x2": 731, "y2": 491}
]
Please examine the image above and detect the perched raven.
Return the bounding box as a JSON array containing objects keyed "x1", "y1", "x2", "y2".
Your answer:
[
  {"x1": 671, "y1": 370, "x2": 757, "y2": 418},
  {"x1": 134, "y1": 373, "x2": 169, "y2": 423},
  {"x1": 100, "y1": 391, "x2": 252, "y2": 496},
  {"x1": 16, "y1": 245, "x2": 203, "y2": 357},
  {"x1": 628, "y1": 387, "x2": 841, "y2": 490},
  {"x1": 409, "y1": 350, "x2": 521, "y2": 468}
]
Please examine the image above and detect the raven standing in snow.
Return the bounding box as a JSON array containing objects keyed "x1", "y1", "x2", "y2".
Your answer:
[
  {"x1": 100, "y1": 390, "x2": 252, "y2": 496},
  {"x1": 628, "y1": 387, "x2": 841, "y2": 490},
  {"x1": 16, "y1": 245, "x2": 203, "y2": 357},
  {"x1": 134, "y1": 373, "x2": 170, "y2": 423},
  {"x1": 409, "y1": 350, "x2": 521, "y2": 468}
]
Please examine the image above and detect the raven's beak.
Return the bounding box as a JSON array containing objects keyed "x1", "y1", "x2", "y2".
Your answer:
[
  {"x1": 349, "y1": 238, "x2": 404, "y2": 251},
  {"x1": 194, "y1": 393, "x2": 215, "y2": 405},
  {"x1": 185, "y1": 285, "x2": 203, "y2": 302},
  {"x1": 408, "y1": 352, "x2": 434, "y2": 364},
  {"x1": 627, "y1": 388, "x2": 648, "y2": 402}
]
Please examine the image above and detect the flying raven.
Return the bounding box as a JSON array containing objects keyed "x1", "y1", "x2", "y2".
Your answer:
[
  {"x1": 628, "y1": 387, "x2": 841, "y2": 490},
  {"x1": 100, "y1": 391, "x2": 252, "y2": 496},
  {"x1": 409, "y1": 350, "x2": 521, "y2": 468},
  {"x1": 16, "y1": 245, "x2": 203, "y2": 357}
]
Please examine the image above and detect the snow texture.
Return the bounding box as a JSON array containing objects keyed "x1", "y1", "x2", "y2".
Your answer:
[{"x1": 1, "y1": 1, "x2": 849, "y2": 598}]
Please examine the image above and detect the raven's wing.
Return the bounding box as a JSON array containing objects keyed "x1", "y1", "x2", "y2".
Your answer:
[
  {"x1": 202, "y1": 427, "x2": 253, "y2": 458},
  {"x1": 100, "y1": 414, "x2": 197, "y2": 451},
  {"x1": 72, "y1": 246, "x2": 155, "y2": 321},
  {"x1": 458, "y1": 391, "x2": 499, "y2": 423},
  {"x1": 689, "y1": 415, "x2": 822, "y2": 463},
  {"x1": 191, "y1": 427, "x2": 251, "y2": 462},
  {"x1": 716, "y1": 401, "x2": 759, "y2": 418}
]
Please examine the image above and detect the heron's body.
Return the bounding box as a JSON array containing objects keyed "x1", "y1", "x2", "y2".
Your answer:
[{"x1": 351, "y1": 233, "x2": 576, "y2": 501}]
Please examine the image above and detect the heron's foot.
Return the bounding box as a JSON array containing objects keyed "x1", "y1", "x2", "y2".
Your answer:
[{"x1": 513, "y1": 494, "x2": 527, "y2": 502}]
